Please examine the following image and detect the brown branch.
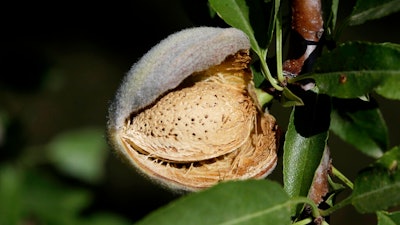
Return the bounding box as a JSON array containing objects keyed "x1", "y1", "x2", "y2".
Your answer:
[
  {"x1": 299, "y1": 147, "x2": 332, "y2": 225},
  {"x1": 282, "y1": 3, "x2": 330, "y2": 224},
  {"x1": 308, "y1": 146, "x2": 331, "y2": 206},
  {"x1": 283, "y1": 0, "x2": 324, "y2": 77}
]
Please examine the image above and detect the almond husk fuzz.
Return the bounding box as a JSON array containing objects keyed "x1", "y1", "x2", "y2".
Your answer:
[{"x1": 119, "y1": 50, "x2": 279, "y2": 191}]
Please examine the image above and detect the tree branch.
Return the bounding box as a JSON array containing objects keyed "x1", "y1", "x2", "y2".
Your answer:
[{"x1": 283, "y1": 0, "x2": 324, "y2": 77}]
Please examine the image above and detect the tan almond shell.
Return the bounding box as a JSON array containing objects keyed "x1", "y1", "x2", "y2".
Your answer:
[
  {"x1": 125, "y1": 80, "x2": 255, "y2": 162},
  {"x1": 122, "y1": 112, "x2": 278, "y2": 191},
  {"x1": 107, "y1": 27, "x2": 279, "y2": 191}
]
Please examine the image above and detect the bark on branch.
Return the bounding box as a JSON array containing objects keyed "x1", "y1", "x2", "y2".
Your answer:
[{"x1": 283, "y1": 0, "x2": 324, "y2": 77}]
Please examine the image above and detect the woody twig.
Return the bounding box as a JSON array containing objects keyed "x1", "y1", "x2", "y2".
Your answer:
[
  {"x1": 283, "y1": 0, "x2": 324, "y2": 78},
  {"x1": 283, "y1": 1, "x2": 332, "y2": 224}
]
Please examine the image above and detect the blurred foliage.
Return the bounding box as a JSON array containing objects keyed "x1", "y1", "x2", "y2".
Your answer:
[
  {"x1": 47, "y1": 128, "x2": 108, "y2": 184},
  {"x1": 0, "y1": 164, "x2": 129, "y2": 225},
  {"x1": 0, "y1": 124, "x2": 129, "y2": 225},
  {"x1": 0, "y1": 1, "x2": 194, "y2": 223},
  {"x1": 0, "y1": 128, "x2": 130, "y2": 225}
]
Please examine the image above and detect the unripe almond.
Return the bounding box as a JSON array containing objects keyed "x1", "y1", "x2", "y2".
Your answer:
[{"x1": 107, "y1": 27, "x2": 279, "y2": 191}]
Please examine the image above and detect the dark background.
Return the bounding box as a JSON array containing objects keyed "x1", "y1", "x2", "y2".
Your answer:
[{"x1": 1, "y1": 0, "x2": 399, "y2": 224}]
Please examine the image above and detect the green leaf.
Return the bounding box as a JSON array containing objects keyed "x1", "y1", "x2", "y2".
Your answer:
[
  {"x1": 209, "y1": 0, "x2": 262, "y2": 54},
  {"x1": 376, "y1": 146, "x2": 400, "y2": 171},
  {"x1": 82, "y1": 213, "x2": 131, "y2": 225},
  {"x1": 208, "y1": 0, "x2": 278, "y2": 52},
  {"x1": 325, "y1": 175, "x2": 346, "y2": 207},
  {"x1": 47, "y1": 127, "x2": 108, "y2": 184},
  {"x1": 323, "y1": 0, "x2": 339, "y2": 33},
  {"x1": 283, "y1": 94, "x2": 330, "y2": 214},
  {"x1": 208, "y1": 0, "x2": 285, "y2": 91},
  {"x1": 281, "y1": 87, "x2": 304, "y2": 107},
  {"x1": 267, "y1": 0, "x2": 281, "y2": 50},
  {"x1": 352, "y1": 168, "x2": 400, "y2": 213},
  {"x1": 377, "y1": 211, "x2": 400, "y2": 225},
  {"x1": 294, "y1": 42, "x2": 400, "y2": 100},
  {"x1": 351, "y1": 148, "x2": 400, "y2": 213},
  {"x1": 254, "y1": 88, "x2": 274, "y2": 107},
  {"x1": 330, "y1": 98, "x2": 389, "y2": 158},
  {"x1": 349, "y1": 0, "x2": 400, "y2": 26},
  {"x1": 135, "y1": 180, "x2": 291, "y2": 225}
]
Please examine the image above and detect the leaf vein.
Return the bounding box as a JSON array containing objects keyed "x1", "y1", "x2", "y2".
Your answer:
[{"x1": 217, "y1": 201, "x2": 290, "y2": 225}]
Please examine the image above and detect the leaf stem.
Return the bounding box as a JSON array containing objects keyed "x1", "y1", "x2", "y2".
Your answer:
[
  {"x1": 320, "y1": 196, "x2": 352, "y2": 217},
  {"x1": 292, "y1": 218, "x2": 313, "y2": 225},
  {"x1": 260, "y1": 58, "x2": 283, "y2": 91},
  {"x1": 332, "y1": 166, "x2": 354, "y2": 189},
  {"x1": 289, "y1": 196, "x2": 320, "y2": 218},
  {"x1": 275, "y1": 7, "x2": 284, "y2": 84}
]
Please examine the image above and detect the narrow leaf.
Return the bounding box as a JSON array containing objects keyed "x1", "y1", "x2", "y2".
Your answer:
[
  {"x1": 281, "y1": 87, "x2": 304, "y2": 107},
  {"x1": 135, "y1": 180, "x2": 291, "y2": 225},
  {"x1": 322, "y1": 0, "x2": 339, "y2": 32},
  {"x1": 283, "y1": 111, "x2": 329, "y2": 196},
  {"x1": 267, "y1": 0, "x2": 281, "y2": 49},
  {"x1": 209, "y1": 0, "x2": 261, "y2": 53},
  {"x1": 377, "y1": 211, "x2": 400, "y2": 225},
  {"x1": 349, "y1": 0, "x2": 400, "y2": 26},
  {"x1": 294, "y1": 42, "x2": 400, "y2": 100},
  {"x1": 283, "y1": 93, "x2": 330, "y2": 213},
  {"x1": 330, "y1": 98, "x2": 389, "y2": 158},
  {"x1": 351, "y1": 147, "x2": 400, "y2": 213}
]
